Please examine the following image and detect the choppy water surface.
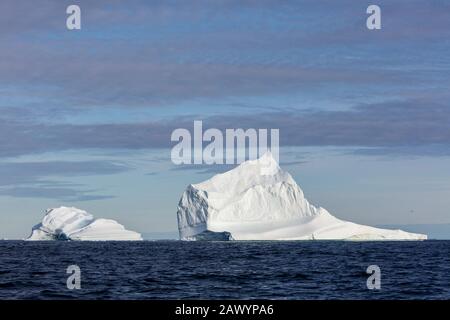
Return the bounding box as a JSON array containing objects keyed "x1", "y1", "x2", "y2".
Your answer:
[{"x1": 0, "y1": 240, "x2": 449, "y2": 299}]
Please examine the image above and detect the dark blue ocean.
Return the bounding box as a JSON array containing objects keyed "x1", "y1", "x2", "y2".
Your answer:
[{"x1": 0, "y1": 240, "x2": 449, "y2": 299}]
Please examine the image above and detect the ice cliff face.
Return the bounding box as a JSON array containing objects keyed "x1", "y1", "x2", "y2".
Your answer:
[
  {"x1": 177, "y1": 152, "x2": 427, "y2": 241},
  {"x1": 27, "y1": 207, "x2": 142, "y2": 241}
]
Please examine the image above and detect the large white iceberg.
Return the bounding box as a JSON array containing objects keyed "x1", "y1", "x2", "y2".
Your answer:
[
  {"x1": 177, "y1": 153, "x2": 427, "y2": 241},
  {"x1": 27, "y1": 207, "x2": 142, "y2": 241}
]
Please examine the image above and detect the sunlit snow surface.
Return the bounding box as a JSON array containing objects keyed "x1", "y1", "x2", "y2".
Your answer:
[
  {"x1": 177, "y1": 153, "x2": 427, "y2": 241},
  {"x1": 27, "y1": 207, "x2": 142, "y2": 241}
]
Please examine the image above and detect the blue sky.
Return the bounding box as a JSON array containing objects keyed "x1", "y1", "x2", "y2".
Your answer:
[{"x1": 1, "y1": 0, "x2": 450, "y2": 238}]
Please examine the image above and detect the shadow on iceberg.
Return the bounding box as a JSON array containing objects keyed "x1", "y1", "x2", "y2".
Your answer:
[{"x1": 185, "y1": 230, "x2": 234, "y2": 241}]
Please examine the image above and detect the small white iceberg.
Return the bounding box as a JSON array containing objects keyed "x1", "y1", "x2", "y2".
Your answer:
[{"x1": 27, "y1": 206, "x2": 142, "y2": 241}]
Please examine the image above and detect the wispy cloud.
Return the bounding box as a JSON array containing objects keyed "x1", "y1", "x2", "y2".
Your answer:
[
  {"x1": 0, "y1": 160, "x2": 129, "y2": 200},
  {"x1": 1, "y1": 0, "x2": 448, "y2": 113},
  {"x1": 0, "y1": 186, "x2": 115, "y2": 201},
  {"x1": 1, "y1": 99, "x2": 449, "y2": 159}
]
